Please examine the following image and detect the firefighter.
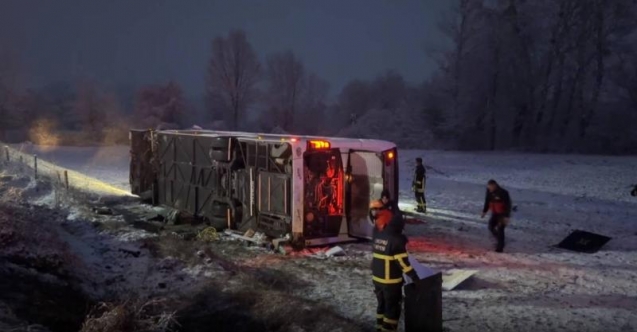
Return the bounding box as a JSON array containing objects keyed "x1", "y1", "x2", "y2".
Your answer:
[
  {"x1": 369, "y1": 190, "x2": 396, "y2": 221},
  {"x1": 370, "y1": 200, "x2": 419, "y2": 332},
  {"x1": 481, "y1": 179, "x2": 512, "y2": 253},
  {"x1": 412, "y1": 157, "x2": 426, "y2": 213}
]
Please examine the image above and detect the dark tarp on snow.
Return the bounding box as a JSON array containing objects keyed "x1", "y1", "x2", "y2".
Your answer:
[{"x1": 556, "y1": 230, "x2": 611, "y2": 253}]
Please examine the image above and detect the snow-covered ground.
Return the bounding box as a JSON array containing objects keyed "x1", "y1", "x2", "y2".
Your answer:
[
  {"x1": 3, "y1": 144, "x2": 637, "y2": 332},
  {"x1": 399, "y1": 150, "x2": 637, "y2": 332},
  {"x1": 9, "y1": 144, "x2": 130, "y2": 190}
]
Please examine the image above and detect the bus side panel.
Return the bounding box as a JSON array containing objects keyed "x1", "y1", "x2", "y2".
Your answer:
[
  {"x1": 256, "y1": 171, "x2": 291, "y2": 235},
  {"x1": 291, "y1": 152, "x2": 304, "y2": 237}
]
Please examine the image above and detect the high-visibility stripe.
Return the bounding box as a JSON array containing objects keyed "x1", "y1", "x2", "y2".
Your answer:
[
  {"x1": 395, "y1": 255, "x2": 413, "y2": 273},
  {"x1": 372, "y1": 276, "x2": 403, "y2": 284},
  {"x1": 396, "y1": 257, "x2": 408, "y2": 269},
  {"x1": 373, "y1": 253, "x2": 395, "y2": 260},
  {"x1": 376, "y1": 314, "x2": 384, "y2": 319},
  {"x1": 383, "y1": 317, "x2": 399, "y2": 325},
  {"x1": 381, "y1": 327, "x2": 397, "y2": 332},
  {"x1": 394, "y1": 253, "x2": 408, "y2": 259},
  {"x1": 385, "y1": 259, "x2": 390, "y2": 280}
]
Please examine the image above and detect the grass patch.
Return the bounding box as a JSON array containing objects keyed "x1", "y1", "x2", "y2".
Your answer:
[{"x1": 81, "y1": 299, "x2": 178, "y2": 332}]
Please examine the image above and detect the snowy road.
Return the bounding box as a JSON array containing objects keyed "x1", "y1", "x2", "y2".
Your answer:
[{"x1": 8, "y1": 144, "x2": 637, "y2": 331}]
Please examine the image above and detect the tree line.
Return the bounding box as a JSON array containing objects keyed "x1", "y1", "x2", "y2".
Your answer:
[
  {"x1": 426, "y1": 0, "x2": 637, "y2": 153},
  {"x1": 1, "y1": 0, "x2": 636, "y2": 153}
]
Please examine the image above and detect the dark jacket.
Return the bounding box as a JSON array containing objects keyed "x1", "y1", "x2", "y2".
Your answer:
[
  {"x1": 383, "y1": 199, "x2": 399, "y2": 212},
  {"x1": 380, "y1": 189, "x2": 398, "y2": 211},
  {"x1": 412, "y1": 164, "x2": 426, "y2": 192},
  {"x1": 483, "y1": 187, "x2": 512, "y2": 217},
  {"x1": 372, "y1": 212, "x2": 417, "y2": 285}
]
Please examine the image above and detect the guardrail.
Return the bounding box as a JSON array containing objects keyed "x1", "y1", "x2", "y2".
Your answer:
[{"x1": 2, "y1": 144, "x2": 133, "y2": 198}]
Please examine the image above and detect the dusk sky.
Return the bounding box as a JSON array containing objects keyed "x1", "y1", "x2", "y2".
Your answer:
[{"x1": 0, "y1": 0, "x2": 450, "y2": 98}]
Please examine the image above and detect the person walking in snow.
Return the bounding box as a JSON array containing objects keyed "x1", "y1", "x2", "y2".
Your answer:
[
  {"x1": 631, "y1": 184, "x2": 637, "y2": 197},
  {"x1": 412, "y1": 157, "x2": 427, "y2": 213},
  {"x1": 481, "y1": 179, "x2": 512, "y2": 253},
  {"x1": 370, "y1": 200, "x2": 418, "y2": 332}
]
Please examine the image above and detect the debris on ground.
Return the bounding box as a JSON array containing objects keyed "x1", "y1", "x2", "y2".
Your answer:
[
  {"x1": 146, "y1": 214, "x2": 165, "y2": 222},
  {"x1": 223, "y1": 229, "x2": 268, "y2": 246},
  {"x1": 92, "y1": 206, "x2": 113, "y2": 215},
  {"x1": 325, "y1": 246, "x2": 346, "y2": 257},
  {"x1": 196, "y1": 227, "x2": 219, "y2": 242}
]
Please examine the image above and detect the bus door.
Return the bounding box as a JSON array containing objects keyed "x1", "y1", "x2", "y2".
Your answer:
[
  {"x1": 346, "y1": 151, "x2": 384, "y2": 239},
  {"x1": 302, "y1": 145, "x2": 344, "y2": 239}
]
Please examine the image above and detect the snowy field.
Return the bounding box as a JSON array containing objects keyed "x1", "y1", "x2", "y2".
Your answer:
[
  {"x1": 9, "y1": 144, "x2": 131, "y2": 190},
  {"x1": 397, "y1": 151, "x2": 637, "y2": 332},
  {"x1": 4, "y1": 144, "x2": 637, "y2": 332}
]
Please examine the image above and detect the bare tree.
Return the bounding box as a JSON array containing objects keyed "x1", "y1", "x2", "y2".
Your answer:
[
  {"x1": 425, "y1": 0, "x2": 637, "y2": 153},
  {"x1": 296, "y1": 73, "x2": 329, "y2": 134},
  {"x1": 0, "y1": 49, "x2": 23, "y2": 134},
  {"x1": 370, "y1": 70, "x2": 407, "y2": 111},
  {"x1": 134, "y1": 81, "x2": 187, "y2": 129},
  {"x1": 206, "y1": 30, "x2": 261, "y2": 130},
  {"x1": 264, "y1": 51, "x2": 305, "y2": 132},
  {"x1": 338, "y1": 80, "x2": 371, "y2": 124},
  {"x1": 37, "y1": 82, "x2": 77, "y2": 130},
  {"x1": 437, "y1": 0, "x2": 484, "y2": 117},
  {"x1": 73, "y1": 81, "x2": 120, "y2": 138}
]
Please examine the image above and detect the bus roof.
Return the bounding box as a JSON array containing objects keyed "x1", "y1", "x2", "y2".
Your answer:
[{"x1": 156, "y1": 129, "x2": 396, "y2": 152}]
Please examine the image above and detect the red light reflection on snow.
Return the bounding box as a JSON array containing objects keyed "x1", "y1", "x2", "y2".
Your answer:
[{"x1": 407, "y1": 236, "x2": 475, "y2": 256}]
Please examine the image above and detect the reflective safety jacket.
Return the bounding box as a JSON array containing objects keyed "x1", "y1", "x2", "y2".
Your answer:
[
  {"x1": 412, "y1": 164, "x2": 426, "y2": 193},
  {"x1": 372, "y1": 224, "x2": 418, "y2": 285}
]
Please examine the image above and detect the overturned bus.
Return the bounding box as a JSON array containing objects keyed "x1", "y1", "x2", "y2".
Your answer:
[{"x1": 129, "y1": 129, "x2": 398, "y2": 246}]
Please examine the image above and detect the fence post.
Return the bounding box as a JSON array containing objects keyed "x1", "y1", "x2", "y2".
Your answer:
[
  {"x1": 57, "y1": 171, "x2": 61, "y2": 183},
  {"x1": 4, "y1": 146, "x2": 8, "y2": 162},
  {"x1": 34, "y1": 155, "x2": 38, "y2": 179},
  {"x1": 64, "y1": 170, "x2": 69, "y2": 190}
]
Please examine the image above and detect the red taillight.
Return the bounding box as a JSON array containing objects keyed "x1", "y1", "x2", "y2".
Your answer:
[{"x1": 308, "y1": 140, "x2": 330, "y2": 150}]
